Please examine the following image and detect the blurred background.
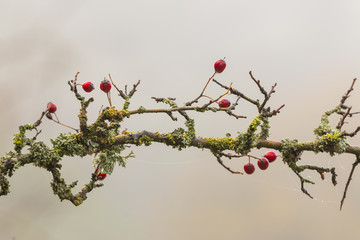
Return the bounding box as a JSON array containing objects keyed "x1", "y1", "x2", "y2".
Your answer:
[{"x1": 1, "y1": 0, "x2": 360, "y2": 239}]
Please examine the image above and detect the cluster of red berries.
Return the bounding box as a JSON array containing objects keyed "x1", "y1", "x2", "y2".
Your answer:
[
  {"x1": 45, "y1": 79, "x2": 111, "y2": 114},
  {"x1": 243, "y1": 151, "x2": 277, "y2": 174},
  {"x1": 80, "y1": 80, "x2": 111, "y2": 93},
  {"x1": 213, "y1": 59, "x2": 231, "y2": 109}
]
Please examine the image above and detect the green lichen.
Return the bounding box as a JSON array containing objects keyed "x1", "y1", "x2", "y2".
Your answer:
[
  {"x1": 313, "y1": 130, "x2": 347, "y2": 155},
  {"x1": 205, "y1": 137, "x2": 235, "y2": 152},
  {"x1": 30, "y1": 141, "x2": 61, "y2": 170},
  {"x1": 185, "y1": 118, "x2": 196, "y2": 140},
  {"x1": 51, "y1": 133, "x2": 89, "y2": 157},
  {"x1": 259, "y1": 115, "x2": 270, "y2": 139},
  {"x1": 233, "y1": 116, "x2": 261, "y2": 154},
  {"x1": 93, "y1": 150, "x2": 134, "y2": 174},
  {"x1": 123, "y1": 96, "x2": 131, "y2": 110},
  {"x1": 280, "y1": 139, "x2": 301, "y2": 164},
  {"x1": 169, "y1": 127, "x2": 189, "y2": 150},
  {"x1": 194, "y1": 107, "x2": 206, "y2": 112},
  {"x1": 137, "y1": 135, "x2": 153, "y2": 146},
  {"x1": 137, "y1": 106, "x2": 147, "y2": 113},
  {"x1": 97, "y1": 107, "x2": 128, "y2": 123},
  {"x1": 313, "y1": 108, "x2": 348, "y2": 155},
  {"x1": 13, "y1": 124, "x2": 37, "y2": 153},
  {"x1": 161, "y1": 98, "x2": 178, "y2": 108}
]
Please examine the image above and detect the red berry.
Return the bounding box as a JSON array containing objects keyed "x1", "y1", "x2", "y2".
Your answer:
[
  {"x1": 214, "y1": 59, "x2": 226, "y2": 73},
  {"x1": 96, "y1": 170, "x2": 107, "y2": 180},
  {"x1": 218, "y1": 99, "x2": 231, "y2": 108},
  {"x1": 257, "y1": 157, "x2": 269, "y2": 170},
  {"x1": 100, "y1": 79, "x2": 111, "y2": 93},
  {"x1": 244, "y1": 162, "x2": 255, "y2": 174},
  {"x1": 47, "y1": 102, "x2": 57, "y2": 113},
  {"x1": 265, "y1": 151, "x2": 277, "y2": 162},
  {"x1": 82, "y1": 81, "x2": 94, "y2": 92}
]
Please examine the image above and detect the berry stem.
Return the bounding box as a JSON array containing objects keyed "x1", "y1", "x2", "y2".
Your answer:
[
  {"x1": 200, "y1": 71, "x2": 217, "y2": 96},
  {"x1": 52, "y1": 113, "x2": 79, "y2": 132},
  {"x1": 107, "y1": 92, "x2": 112, "y2": 107}
]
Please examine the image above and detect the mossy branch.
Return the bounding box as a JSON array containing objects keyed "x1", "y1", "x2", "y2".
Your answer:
[{"x1": 1, "y1": 71, "x2": 360, "y2": 210}]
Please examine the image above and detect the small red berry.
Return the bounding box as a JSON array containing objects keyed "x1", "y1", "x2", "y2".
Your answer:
[
  {"x1": 96, "y1": 170, "x2": 107, "y2": 180},
  {"x1": 82, "y1": 81, "x2": 95, "y2": 92},
  {"x1": 265, "y1": 151, "x2": 277, "y2": 162},
  {"x1": 218, "y1": 99, "x2": 231, "y2": 108},
  {"x1": 244, "y1": 162, "x2": 255, "y2": 174},
  {"x1": 214, "y1": 59, "x2": 226, "y2": 73},
  {"x1": 100, "y1": 79, "x2": 111, "y2": 93},
  {"x1": 47, "y1": 102, "x2": 57, "y2": 113},
  {"x1": 257, "y1": 157, "x2": 269, "y2": 170},
  {"x1": 320, "y1": 172, "x2": 325, "y2": 180}
]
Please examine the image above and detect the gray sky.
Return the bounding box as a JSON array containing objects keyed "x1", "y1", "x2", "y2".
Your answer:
[{"x1": 1, "y1": 0, "x2": 360, "y2": 239}]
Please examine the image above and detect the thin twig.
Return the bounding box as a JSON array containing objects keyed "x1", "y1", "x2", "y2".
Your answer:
[
  {"x1": 340, "y1": 157, "x2": 360, "y2": 210},
  {"x1": 294, "y1": 171, "x2": 314, "y2": 199},
  {"x1": 212, "y1": 79, "x2": 258, "y2": 106},
  {"x1": 340, "y1": 78, "x2": 357, "y2": 105},
  {"x1": 249, "y1": 71, "x2": 268, "y2": 96},
  {"x1": 186, "y1": 72, "x2": 216, "y2": 106},
  {"x1": 52, "y1": 113, "x2": 79, "y2": 132},
  {"x1": 108, "y1": 74, "x2": 122, "y2": 96},
  {"x1": 343, "y1": 126, "x2": 360, "y2": 137},
  {"x1": 220, "y1": 152, "x2": 262, "y2": 161},
  {"x1": 267, "y1": 104, "x2": 285, "y2": 117},
  {"x1": 337, "y1": 107, "x2": 352, "y2": 130},
  {"x1": 128, "y1": 80, "x2": 141, "y2": 97},
  {"x1": 216, "y1": 155, "x2": 243, "y2": 174}
]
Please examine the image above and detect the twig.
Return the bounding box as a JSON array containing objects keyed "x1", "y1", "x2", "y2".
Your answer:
[
  {"x1": 108, "y1": 74, "x2": 122, "y2": 96},
  {"x1": 337, "y1": 107, "x2": 351, "y2": 130},
  {"x1": 340, "y1": 157, "x2": 360, "y2": 210},
  {"x1": 293, "y1": 170, "x2": 314, "y2": 199},
  {"x1": 213, "y1": 74, "x2": 281, "y2": 116},
  {"x1": 212, "y1": 79, "x2": 258, "y2": 106},
  {"x1": 249, "y1": 71, "x2": 268, "y2": 96},
  {"x1": 216, "y1": 155, "x2": 243, "y2": 174},
  {"x1": 225, "y1": 111, "x2": 247, "y2": 119},
  {"x1": 267, "y1": 104, "x2": 285, "y2": 117},
  {"x1": 340, "y1": 78, "x2": 357, "y2": 105},
  {"x1": 220, "y1": 152, "x2": 261, "y2": 161},
  {"x1": 343, "y1": 126, "x2": 360, "y2": 137},
  {"x1": 186, "y1": 72, "x2": 216, "y2": 106},
  {"x1": 31, "y1": 129, "x2": 42, "y2": 140},
  {"x1": 128, "y1": 80, "x2": 141, "y2": 97},
  {"x1": 249, "y1": 71, "x2": 278, "y2": 112},
  {"x1": 52, "y1": 113, "x2": 79, "y2": 132}
]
